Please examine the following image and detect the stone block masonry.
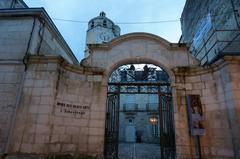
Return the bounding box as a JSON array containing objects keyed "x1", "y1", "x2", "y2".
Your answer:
[
  {"x1": 0, "y1": 9, "x2": 78, "y2": 156},
  {"x1": 7, "y1": 56, "x2": 105, "y2": 156},
  {"x1": 0, "y1": 63, "x2": 25, "y2": 154},
  {"x1": 0, "y1": 11, "x2": 78, "y2": 64},
  {"x1": 181, "y1": 0, "x2": 240, "y2": 65},
  {"x1": 174, "y1": 57, "x2": 240, "y2": 158}
]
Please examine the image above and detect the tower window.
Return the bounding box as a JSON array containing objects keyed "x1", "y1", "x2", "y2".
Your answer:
[
  {"x1": 103, "y1": 20, "x2": 107, "y2": 27},
  {"x1": 91, "y1": 22, "x2": 94, "y2": 28}
]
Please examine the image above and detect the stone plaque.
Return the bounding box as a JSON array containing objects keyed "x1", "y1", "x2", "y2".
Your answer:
[{"x1": 55, "y1": 101, "x2": 90, "y2": 118}]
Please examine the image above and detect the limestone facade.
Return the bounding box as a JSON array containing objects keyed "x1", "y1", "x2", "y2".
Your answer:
[
  {"x1": 173, "y1": 57, "x2": 240, "y2": 158},
  {"x1": 9, "y1": 56, "x2": 105, "y2": 155},
  {"x1": 0, "y1": 7, "x2": 78, "y2": 156}
]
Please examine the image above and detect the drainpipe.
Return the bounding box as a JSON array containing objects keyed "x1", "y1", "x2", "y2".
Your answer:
[
  {"x1": 4, "y1": 17, "x2": 36, "y2": 154},
  {"x1": 10, "y1": 0, "x2": 16, "y2": 8},
  {"x1": 36, "y1": 17, "x2": 46, "y2": 55},
  {"x1": 196, "y1": 136, "x2": 202, "y2": 159},
  {"x1": 230, "y1": 0, "x2": 240, "y2": 29}
]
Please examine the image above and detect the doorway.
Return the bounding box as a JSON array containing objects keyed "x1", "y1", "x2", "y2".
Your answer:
[{"x1": 104, "y1": 64, "x2": 175, "y2": 159}]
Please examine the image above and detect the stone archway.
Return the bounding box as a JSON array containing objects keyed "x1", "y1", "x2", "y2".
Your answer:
[
  {"x1": 81, "y1": 32, "x2": 198, "y2": 158},
  {"x1": 81, "y1": 32, "x2": 197, "y2": 85},
  {"x1": 105, "y1": 63, "x2": 175, "y2": 159}
]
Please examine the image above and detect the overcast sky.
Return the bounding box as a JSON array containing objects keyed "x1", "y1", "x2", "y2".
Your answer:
[{"x1": 24, "y1": 0, "x2": 186, "y2": 61}]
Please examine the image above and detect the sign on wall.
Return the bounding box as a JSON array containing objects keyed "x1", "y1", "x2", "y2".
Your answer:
[
  {"x1": 186, "y1": 95, "x2": 205, "y2": 136},
  {"x1": 55, "y1": 101, "x2": 90, "y2": 119}
]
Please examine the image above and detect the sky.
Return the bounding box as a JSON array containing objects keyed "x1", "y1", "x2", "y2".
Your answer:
[{"x1": 24, "y1": 0, "x2": 186, "y2": 61}]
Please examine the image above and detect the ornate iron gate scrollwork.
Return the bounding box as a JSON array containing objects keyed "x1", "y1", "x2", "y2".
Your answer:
[{"x1": 104, "y1": 94, "x2": 119, "y2": 159}]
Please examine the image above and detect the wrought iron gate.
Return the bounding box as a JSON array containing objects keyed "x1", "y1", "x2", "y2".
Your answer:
[
  {"x1": 105, "y1": 83, "x2": 176, "y2": 159},
  {"x1": 104, "y1": 64, "x2": 176, "y2": 159},
  {"x1": 159, "y1": 95, "x2": 176, "y2": 159},
  {"x1": 104, "y1": 93, "x2": 119, "y2": 159}
]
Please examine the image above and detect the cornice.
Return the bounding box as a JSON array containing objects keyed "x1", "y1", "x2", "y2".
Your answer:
[
  {"x1": 0, "y1": 8, "x2": 79, "y2": 65},
  {"x1": 173, "y1": 56, "x2": 239, "y2": 76},
  {"x1": 28, "y1": 55, "x2": 104, "y2": 75}
]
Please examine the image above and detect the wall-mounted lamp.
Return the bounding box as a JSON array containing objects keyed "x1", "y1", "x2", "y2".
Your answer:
[{"x1": 149, "y1": 116, "x2": 158, "y2": 125}]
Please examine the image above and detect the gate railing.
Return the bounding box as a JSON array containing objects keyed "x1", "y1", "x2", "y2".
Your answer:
[{"x1": 105, "y1": 83, "x2": 176, "y2": 159}]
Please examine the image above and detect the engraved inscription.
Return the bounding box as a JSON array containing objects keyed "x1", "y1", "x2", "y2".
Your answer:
[{"x1": 55, "y1": 102, "x2": 90, "y2": 118}]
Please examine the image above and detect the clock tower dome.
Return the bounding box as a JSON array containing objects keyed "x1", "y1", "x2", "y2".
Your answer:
[{"x1": 84, "y1": 12, "x2": 121, "y2": 57}]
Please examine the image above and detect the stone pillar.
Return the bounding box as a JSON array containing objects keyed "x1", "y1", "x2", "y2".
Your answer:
[{"x1": 221, "y1": 57, "x2": 240, "y2": 158}]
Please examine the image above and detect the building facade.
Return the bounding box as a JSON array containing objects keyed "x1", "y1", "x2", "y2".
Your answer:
[
  {"x1": 0, "y1": 0, "x2": 240, "y2": 158},
  {"x1": 180, "y1": 0, "x2": 240, "y2": 65},
  {"x1": 116, "y1": 65, "x2": 168, "y2": 144}
]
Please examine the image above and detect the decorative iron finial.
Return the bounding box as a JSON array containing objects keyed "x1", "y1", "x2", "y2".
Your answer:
[{"x1": 100, "y1": 11, "x2": 106, "y2": 17}]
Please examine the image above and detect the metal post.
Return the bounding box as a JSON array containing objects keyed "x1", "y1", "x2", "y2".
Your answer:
[
  {"x1": 158, "y1": 86, "x2": 164, "y2": 159},
  {"x1": 196, "y1": 135, "x2": 202, "y2": 159},
  {"x1": 116, "y1": 85, "x2": 120, "y2": 159}
]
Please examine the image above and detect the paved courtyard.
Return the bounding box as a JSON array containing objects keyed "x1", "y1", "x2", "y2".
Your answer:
[{"x1": 118, "y1": 143, "x2": 160, "y2": 159}]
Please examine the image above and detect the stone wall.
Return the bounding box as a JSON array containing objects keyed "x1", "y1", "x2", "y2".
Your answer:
[
  {"x1": 9, "y1": 57, "x2": 61, "y2": 154},
  {"x1": 0, "y1": 11, "x2": 78, "y2": 155},
  {"x1": 0, "y1": 17, "x2": 35, "y2": 60},
  {"x1": 0, "y1": 11, "x2": 78, "y2": 64},
  {"x1": 6, "y1": 55, "x2": 240, "y2": 159},
  {"x1": 9, "y1": 56, "x2": 106, "y2": 157},
  {"x1": 181, "y1": 0, "x2": 240, "y2": 42},
  {"x1": 181, "y1": 0, "x2": 240, "y2": 65},
  {"x1": 174, "y1": 57, "x2": 240, "y2": 158},
  {"x1": 221, "y1": 57, "x2": 240, "y2": 158},
  {"x1": 52, "y1": 60, "x2": 105, "y2": 155},
  {"x1": 0, "y1": 8, "x2": 32, "y2": 155},
  {"x1": 0, "y1": 63, "x2": 24, "y2": 154}
]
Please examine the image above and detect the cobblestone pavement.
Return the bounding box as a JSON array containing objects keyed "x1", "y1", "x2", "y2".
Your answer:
[{"x1": 118, "y1": 143, "x2": 160, "y2": 159}]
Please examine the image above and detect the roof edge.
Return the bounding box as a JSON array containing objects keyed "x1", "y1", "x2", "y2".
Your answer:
[
  {"x1": 19, "y1": 0, "x2": 29, "y2": 8},
  {"x1": 0, "y1": 8, "x2": 79, "y2": 65}
]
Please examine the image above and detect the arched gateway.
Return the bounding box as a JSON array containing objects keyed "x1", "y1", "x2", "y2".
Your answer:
[
  {"x1": 81, "y1": 32, "x2": 198, "y2": 159},
  {"x1": 81, "y1": 13, "x2": 198, "y2": 158},
  {"x1": 6, "y1": 31, "x2": 200, "y2": 159},
  {"x1": 105, "y1": 63, "x2": 174, "y2": 159}
]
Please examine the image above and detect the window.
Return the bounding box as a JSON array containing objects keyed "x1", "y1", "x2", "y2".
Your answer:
[
  {"x1": 103, "y1": 20, "x2": 107, "y2": 27},
  {"x1": 152, "y1": 120, "x2": 160, "y2": 137},
  {"x1": 91, "y1": 22, "x2": 94, "y2": 28}
]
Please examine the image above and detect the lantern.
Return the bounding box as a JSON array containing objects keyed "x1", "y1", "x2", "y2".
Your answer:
[{"x1": 149, "y1": 116, "x2": 158, "y2": 125}]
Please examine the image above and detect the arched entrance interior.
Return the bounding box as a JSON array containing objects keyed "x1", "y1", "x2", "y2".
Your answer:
[{"x1": 104, "y1": 63, "x2": 176, "y2": 159}]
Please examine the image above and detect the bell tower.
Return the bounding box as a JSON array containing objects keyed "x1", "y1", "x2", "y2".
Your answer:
[{"x1": 84, "y1": 12, "x2": 121, "y2": 57}]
